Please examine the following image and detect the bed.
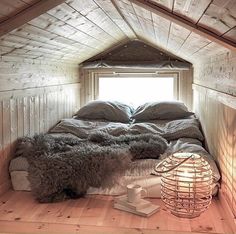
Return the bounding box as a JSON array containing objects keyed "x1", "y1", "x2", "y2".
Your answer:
[{"x1": 9, "y1": 101, "x2": 221, "y2": 202}]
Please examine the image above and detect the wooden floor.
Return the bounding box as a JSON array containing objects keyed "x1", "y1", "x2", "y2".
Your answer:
[{"x1": 0, "y1": 191, "x2": 235, "y2": 234}]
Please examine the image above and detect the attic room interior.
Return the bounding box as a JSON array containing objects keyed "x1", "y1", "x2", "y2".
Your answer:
[{"x1": 0, "y1": 0, "x2": 235, "y2": 233}]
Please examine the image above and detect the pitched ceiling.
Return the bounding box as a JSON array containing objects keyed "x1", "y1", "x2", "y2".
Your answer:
[
  {"x1": 0, "y1": 0, "x2": 40, "y2": 22},
  {"x1": 0, "y1": 0, "x2": 235, "y2": 64}
]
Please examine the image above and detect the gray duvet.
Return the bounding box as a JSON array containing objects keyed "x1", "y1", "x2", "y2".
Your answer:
[
  {"x1": 49, "y1": 118, "x2": 220, "y2": 182},
  {"x1": 50, "y1": 118, "x2": 204, "y2": 141}
]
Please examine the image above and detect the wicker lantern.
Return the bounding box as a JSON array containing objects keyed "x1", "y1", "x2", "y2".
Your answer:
[{"x1": 155, "y1": 153, "x2": 213, "y2": 218}]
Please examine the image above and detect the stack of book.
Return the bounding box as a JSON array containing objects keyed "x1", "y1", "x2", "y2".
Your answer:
[{"x1": 114, "y1": 195, "x2": 160, "y2": 217}]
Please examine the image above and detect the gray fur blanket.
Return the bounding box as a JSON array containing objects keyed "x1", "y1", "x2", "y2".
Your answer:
[{"x1": 16, "y1": 132, "x2": 167, "y2": 203}]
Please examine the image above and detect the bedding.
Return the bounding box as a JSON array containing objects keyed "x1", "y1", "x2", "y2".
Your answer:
[
  {"x1": 10, "y1": 116, "x2": 221, "y2": 202},
  {"x1": 131, "y1": 101, "x2": 193, "y2": 121},
  {"x1": 49, "y1": 119, "x2": 130, "y2": 139},
  {"x1": 74, "y1": 100, "x2": 133, "y2": 123},
  {"x1": 50, "y1": 118, "x2": 204, "y2": 141}
]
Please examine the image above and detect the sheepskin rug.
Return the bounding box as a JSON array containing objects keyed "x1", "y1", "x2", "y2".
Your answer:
[{"x1": 16, "y1": 132, "x2": 167, "y2": 203}]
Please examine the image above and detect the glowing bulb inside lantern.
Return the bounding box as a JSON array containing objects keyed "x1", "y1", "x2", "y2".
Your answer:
[
  {"x1": 182, "y1": 169, "x2": 190, "y2": 177},
  {"x1": 178, "y1": 171, "x2": 191, "y2": 194}
]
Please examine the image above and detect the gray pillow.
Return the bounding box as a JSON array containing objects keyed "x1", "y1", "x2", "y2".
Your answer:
[
  {"x1": 131, "y1": 101, "x2": 193, "y2": 121},
  {"x1": 75, "y1": 100, "x2": 133, "y2": 123}
]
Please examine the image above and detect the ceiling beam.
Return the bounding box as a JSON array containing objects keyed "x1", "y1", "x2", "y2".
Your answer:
[
  {"x1": 0, "y1": 0, "x2": 66, "y2": 37},
  {"x1": 110, "y1": 0, "x2": 139, "y2": 38},
  {"x1": 129, "y1": 0, "x2": 236, "y2": 51}
]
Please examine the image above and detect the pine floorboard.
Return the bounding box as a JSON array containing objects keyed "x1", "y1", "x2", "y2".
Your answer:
[{"x1": 0, "y1": 190, "x2": 235, "y2": 234}]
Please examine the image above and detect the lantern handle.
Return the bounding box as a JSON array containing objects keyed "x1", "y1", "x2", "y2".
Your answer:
[{"x1": 153, "y1": 153, "x2": 194, "y2": 174}]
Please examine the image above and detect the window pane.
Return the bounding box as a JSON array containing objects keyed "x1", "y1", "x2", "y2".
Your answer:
[{"x1": 99, "y1": 77, "x2": 175, "y2": 107}]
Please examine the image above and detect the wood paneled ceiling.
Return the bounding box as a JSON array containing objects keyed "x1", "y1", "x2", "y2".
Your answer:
[
  {"x1": 0, "y1": 0, "x2": 235, "y2": 63},
  {"x1": 0, "y1": 0, "x2": 41, "y2": 23}
]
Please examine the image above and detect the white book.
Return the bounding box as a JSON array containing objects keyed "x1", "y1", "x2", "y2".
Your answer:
[
  {"x1": 114, "y1": 202, "x2": 160, "y2": 217},
  {"x1": 114, "y1": 195, "x2": 152, "y2": 210}
]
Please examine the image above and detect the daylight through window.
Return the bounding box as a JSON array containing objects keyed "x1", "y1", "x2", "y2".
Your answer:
[{"x1": 98, "y1": 77, "x2": 176, "y2": 107}]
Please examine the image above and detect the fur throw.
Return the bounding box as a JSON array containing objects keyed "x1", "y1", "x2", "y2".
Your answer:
[
  {"x1": 88, "y1": 132, "x2": 167, "y2": 159},
  {"x1": 16, "y1": 132, "x2": 167, "y2": 203}
]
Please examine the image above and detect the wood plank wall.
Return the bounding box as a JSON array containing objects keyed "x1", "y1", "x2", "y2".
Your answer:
[
  {"x1": 0, "y1": 56, "x2": 80, "y2": 195},
  {"x1": 80, "y1": 68, "x2": 193, "y2": 110},
  {"x1": 179, "y1": 69, "x2": 193, "y2": 110},
  {"x1": 193, "y1": 51, "x2": 236, "y2": 217}
]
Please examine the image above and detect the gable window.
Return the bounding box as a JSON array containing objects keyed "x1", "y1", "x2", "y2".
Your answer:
[{"x1": 97, "y1": 73, "x2": 178, "y2": 107}]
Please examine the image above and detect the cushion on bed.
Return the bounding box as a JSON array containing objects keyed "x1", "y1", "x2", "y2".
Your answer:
[
  {"x1": 9, "y1": 156, "x2": 29, "y2": 172},
  {"x1": 74, "y1": 100, "x2": 133, "y2": 123},
  {"x1": 131, "y1": 101, "x2": 193, "y2": 121}
]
